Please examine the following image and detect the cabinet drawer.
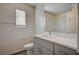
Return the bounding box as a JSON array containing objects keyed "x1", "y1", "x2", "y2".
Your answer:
[
  {"x1": 54, "y1": 44, "x2": 76, "y2": 55},
  {"x1": 34, "y1": 37, "x2": 53, "y2": 51}
]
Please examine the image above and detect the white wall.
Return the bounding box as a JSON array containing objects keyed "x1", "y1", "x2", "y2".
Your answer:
[
  {"x1": 35, "y1": 4, "x2": 45, "y2": 34},
  {"x1": 0, "y1": 3, "x2": 35, "y2": 54}
]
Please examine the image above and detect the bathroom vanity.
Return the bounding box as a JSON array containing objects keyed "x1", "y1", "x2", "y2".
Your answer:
[{"x1": 33, "y1": 33, "x2": 78, "y2": 55}]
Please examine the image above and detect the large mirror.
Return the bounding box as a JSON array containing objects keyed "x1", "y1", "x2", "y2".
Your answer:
[{"x1": 44, "y1": 4, "x2": 78, "y2": 34}]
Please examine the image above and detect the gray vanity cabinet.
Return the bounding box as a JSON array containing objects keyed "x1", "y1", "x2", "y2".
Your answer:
[{"x1": 33, "y1": 37, "x2": 77, "y2": 55}]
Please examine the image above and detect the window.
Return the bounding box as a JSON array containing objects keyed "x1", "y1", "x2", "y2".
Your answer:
[{"x1": 16, "y1": 9, "x2": 26, "y2": 26}]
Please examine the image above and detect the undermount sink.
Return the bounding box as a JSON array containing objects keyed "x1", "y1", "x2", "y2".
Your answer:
[{"x1": 41, "y1": 34, "x2": 55, "y2": 38}]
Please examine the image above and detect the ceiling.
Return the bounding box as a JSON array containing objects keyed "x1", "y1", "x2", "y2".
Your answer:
[{"x1": 29, "y1": 3, "x2": 74, "y2": 14}]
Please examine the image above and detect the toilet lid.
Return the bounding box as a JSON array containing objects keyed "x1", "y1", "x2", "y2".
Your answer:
[{"x1": 24, "y1": 43, "x2": 33, "y2": 49}]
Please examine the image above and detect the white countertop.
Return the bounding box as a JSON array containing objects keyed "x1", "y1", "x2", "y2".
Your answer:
[{"x1": 34, "y1": 33, "x2": 78, "y2": 50}]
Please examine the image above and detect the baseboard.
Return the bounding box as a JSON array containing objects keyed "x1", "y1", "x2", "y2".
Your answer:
[{"x1": 11, "y1": 50, "x2": 26, "y2": 55}]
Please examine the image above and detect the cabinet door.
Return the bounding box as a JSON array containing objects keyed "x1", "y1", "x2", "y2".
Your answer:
[
  {"x1": 33, "y1": 43, "x2": 53, "y2": 55},
  {"x1": 37, "y1": 46, "x2": 53, "y2": 55},
  {"x1": 34, "y1": 37, "x2": 53, "y2": 51},
  {"x1": 54, "y1": 44, "x2": 76, "y2": 55}
]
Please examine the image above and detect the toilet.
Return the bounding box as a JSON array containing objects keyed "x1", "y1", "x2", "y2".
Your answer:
[{"x1": 24, "y1": 43, "x2": 34, "y2": 55}]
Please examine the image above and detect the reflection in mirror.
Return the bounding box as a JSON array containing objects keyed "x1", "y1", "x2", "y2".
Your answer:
[{"x1": 44, "y1": 4, "x2": 78, "y2": 35}]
